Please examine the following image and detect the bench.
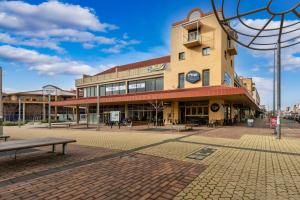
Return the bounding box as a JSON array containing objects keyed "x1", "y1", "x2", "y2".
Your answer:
[
  {"x1": 172, "y1": 124, "x2": 194, "y2": 132},
  {"x1": 0, "y1": 136, "x2": 10, "y2": 142},
  {"x1": 0, "y1": 138, "x2": 76, "y2": 159},
  {"x1": 50, "y1": 122, "x2": 72, "y2": 128}
]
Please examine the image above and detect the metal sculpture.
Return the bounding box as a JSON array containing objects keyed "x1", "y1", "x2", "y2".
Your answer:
[{"x1": 211, "y1": 0, "x2": 300, "y2": 139}]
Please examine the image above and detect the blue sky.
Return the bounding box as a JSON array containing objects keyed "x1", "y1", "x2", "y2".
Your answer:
[{"x1": 0, "y1": 0, "x2": 299, "y2": 109}]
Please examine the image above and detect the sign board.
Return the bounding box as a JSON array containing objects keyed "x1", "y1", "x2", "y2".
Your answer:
[
  {"x1": 110, "y1": 111, "x2": 120, "y2": 122},
  {"x1": 128, "y1": 82, "x2": 145, "y2": 89},
  {"x1": 270, "y1": 117, "x2": 277, "y2": 128},
  {"x1": 148, "y1": 63, "x2": 166, "y2": 72},
  {"x1": 43, "y1": 85, "x2": 57, "y2": 96},
  {"x1": 186, "y1": 71, "x2": 201, "y2": 83},
  {"x1": 210, "y1": 103, "x2": 220, "y2": 112},
  {"x1": 106, "y1": 85, "x2": 126, "y2": 92}
]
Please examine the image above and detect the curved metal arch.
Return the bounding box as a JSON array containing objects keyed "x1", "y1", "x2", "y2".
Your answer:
[{"x1": 211, "y1": 0, "x2": 300, "y2": 51}]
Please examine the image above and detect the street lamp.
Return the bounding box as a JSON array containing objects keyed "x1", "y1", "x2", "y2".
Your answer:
[{"x1": 211, "y1": 0, "x2": 300, "y2": 139}]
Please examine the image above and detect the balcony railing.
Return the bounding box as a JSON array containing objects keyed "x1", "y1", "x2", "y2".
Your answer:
[{"x1": 183, "y1": 31, "x2": 202, "y2": 48}]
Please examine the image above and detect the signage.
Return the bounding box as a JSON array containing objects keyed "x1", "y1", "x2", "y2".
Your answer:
[
  {"x1": 110, "y1": 111, "x2": 120, "y2": 122},
  {"x1": 148, "y1": 63, "x2": 166, "y2": 72},
  {"x1": 43, "y1": 85, "x2": 57, "y2": 96},
  {"x1": 270, "y1": 117, "x2": 276, "y2": 128},
  {"x1": 129, "y1": 82, "x2": 145, "y2": 89},
  {"x1": 186, "y1": 71, "x2": 201, "y2": 83},
  {"x1": 106, "y1": 85, "x2": 126, "y2": 92},
  {"x1": 210, "y1": 103, "x2": 220, "y2": 112}
]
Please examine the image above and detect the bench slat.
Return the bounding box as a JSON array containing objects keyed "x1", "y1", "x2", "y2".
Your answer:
[{"x1": 0, "y1": 138, "x2": 76, "y2": 152}]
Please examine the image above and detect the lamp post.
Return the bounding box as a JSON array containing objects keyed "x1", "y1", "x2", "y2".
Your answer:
[
  {"x1": 211, "y1": 0, "x2": 300, "y2": 139},
  {"x1": 18, "y1": 97, "x2": 21, "y2": 127},
  {"x1": 96, "y1": 85, "x2": 100, "y2": 131},
  {"x1": 0, "y1": 67, "x2": 3, "y2": 136},
  {"x1": 48, "y1": 94, "x2": 51, "y2": 129}
]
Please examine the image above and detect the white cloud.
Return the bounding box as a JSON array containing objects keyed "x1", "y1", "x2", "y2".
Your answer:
[
  {"x1": 102, "y1": 39, "x2": 140, "y2": 54},
  {"x1": 252, "y1": 76, "x2": 273, "y2": 105},
  {"x1": 0, "y1": 45, "x2": 100, "y2": 75},
  {"x1": 0, "y1": 1, "x2": 138, "y2": 53},
  {"x1": 0, "y1": 1, "x2": 116, "y2": 32}
]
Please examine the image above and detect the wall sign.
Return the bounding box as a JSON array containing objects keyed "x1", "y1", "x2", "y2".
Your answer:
[
  {"x1": 128, "y1": 82, "x2": 145, "y2": 89},
  {"x1": 210, "y1": 103, "x2": 220, "y2": 112},
  {"x1": 148, "y1": 63, "x2": 167, "y2": 72},
  {"x1": 110, "y1": 111, "x2": 120, "y2": 122},
  {"x1": 186, "y1": 71, "x2": 201, "y2": 83}
]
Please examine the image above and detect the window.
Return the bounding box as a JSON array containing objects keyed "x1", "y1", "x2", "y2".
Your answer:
[
  {"x1": 100, "y1": 85, "x2": 106, "y2": 96},
  {"x1": 203, "y1": 70, "x2": 210, "y2": 86},
  {"x1": 202, "y1": 47, "x2": 211, "y2": 56},
  {"x1": 146, "y1": 79, "x2": 155, "y2": 91},
  {"x1": 105, "y1": 84, "x2": 112, "y2": 96},
  {"x1": 155, "y1": 77, "x2": 164, "y2": 91},
  {"x1": 179, "y1": 52, "x2": 185, "y2": 60},
  {"x1": 178, "y1": 73, "x2": 185, "y2": 89},
  {"x1": 224, "y1": 50, "x2": 227, "y2": 59}
]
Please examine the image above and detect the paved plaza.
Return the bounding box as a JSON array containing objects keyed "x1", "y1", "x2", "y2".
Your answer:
[{"x1": 1, "y1": 125, "x2": 300, "y2": 200}]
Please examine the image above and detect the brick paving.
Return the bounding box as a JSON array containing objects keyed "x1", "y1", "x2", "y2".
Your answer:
[
  {"x1": 0, "y1": 144, "x2": 205, "y2": 200},
  {"x1": 3, "y1": 126, "x2": 300, "y2": 200}
]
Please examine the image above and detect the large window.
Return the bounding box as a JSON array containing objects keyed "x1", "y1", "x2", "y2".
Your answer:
[
  {"x1": 203, "y1": 70, "x2": 210, "y2": 86},
  {"x1": 99, "y1": 82, "x2": 126, "y2": 96},
  {"x1": 84, "y1": 86, "x2": 97, "y2": 97},
  {"x1": 178, "y1": 73, "x2": 185, "y2": 89},
  {"x1": 128, "y1": 77, "x2": 163, "y2": 94}
]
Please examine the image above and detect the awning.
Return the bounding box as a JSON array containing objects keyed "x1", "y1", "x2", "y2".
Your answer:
[{"x1": 51, "y1": 86, "x2": 258, "y2": 109}]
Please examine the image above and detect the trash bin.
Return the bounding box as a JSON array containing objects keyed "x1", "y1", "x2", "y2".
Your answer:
[{"x1": 247, "y1": 118, "x2": 254, "y2": 127}]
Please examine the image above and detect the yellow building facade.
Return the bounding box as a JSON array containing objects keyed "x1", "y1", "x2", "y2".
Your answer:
[{"x1": 53, "y1": 8, "x2": 260, "y2": 126}]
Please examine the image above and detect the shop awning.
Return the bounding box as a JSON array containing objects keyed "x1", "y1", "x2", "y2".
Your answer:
[{"x1": 51, "y1": 86, "x2": 258, "y2": 109}]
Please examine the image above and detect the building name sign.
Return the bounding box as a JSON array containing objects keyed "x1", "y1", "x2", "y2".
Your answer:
[
  {"x1": 148, "y1": 63, "x2": 167, "y2": 72},
  {"x1": 210, "y1": 103, "x2": 220, "y2": 112},
  {"x1": 186, "y1": 71, "x2": 201, "y2": 84},
  {"x1": 128, "y1": 82, "x2": 145, "y2": 89},
  {"x1": 43, "y1": 86, "x2": 57, "y2": 96},
  {"x1": 106, "y1": 85, "x2": 126, "y2": 92}
]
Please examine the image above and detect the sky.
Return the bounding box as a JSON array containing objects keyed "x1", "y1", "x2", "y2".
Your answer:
[{"x1": 0, "y1": 0, "x2": 299, "y2": 110}]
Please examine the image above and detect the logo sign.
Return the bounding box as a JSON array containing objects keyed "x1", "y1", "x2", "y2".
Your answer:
[
  {"x1": 210, "y1": 103, "x2": 220, "y2": 112},
  {"x1": 110, "y1": 111, "x2": 120, "y2": 122},
  {"x1": 43, "y1": 85, "x2": 57, "y2": 96},
  {"x1": 148, "y1": 63, "x2": 166, "y2": 72},
  {"x1": 186, "y1": 71, "x2": 201, "y2": 83},
  {"x1": 129, "y1": 82, "x2": 145, "y2": 89}
]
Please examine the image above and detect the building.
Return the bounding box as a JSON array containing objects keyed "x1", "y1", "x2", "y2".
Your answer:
[
  {"x1": 52, "y1": 8, "x2": 260, "y2": 125},
  {"x1": 3, "y1": 85, "x2": 76, "y2": 122}
]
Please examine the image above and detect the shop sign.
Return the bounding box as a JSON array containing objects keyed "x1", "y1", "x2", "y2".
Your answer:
[
  {"x1": 128, "y1": 82, "x2": 145, "y2": 89},
  {"x1": 148, "y1": 63, "x2": 166, "y2": 72},
  {"x1": 186, "y1": 71, "x2": 201, "y2": 83},
  {"x1": 210, "y1": 103, "x2": 220, "y2": 112},
  {"x1": 110, "y1": 111, "x2": 120, "y2": 122},
  {"x1": 106, "y1": 85, "x2": 126, "y2": 92},
  {"x1": 43, "y1": 85, "x2": 57, "y2": 96}
]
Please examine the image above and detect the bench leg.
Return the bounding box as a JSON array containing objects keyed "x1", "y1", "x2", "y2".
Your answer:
[
  {"x1": 62, "y1": 143, "x2": 67, "y2": 155},
  {"x1": 52, "y1": 144, "x2": 56, "y2": 153}
]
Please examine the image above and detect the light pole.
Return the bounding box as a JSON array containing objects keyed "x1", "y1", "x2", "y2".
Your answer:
[
  {"x1": 48, "y1": 94, "x2": 51, "y2": 129},
  {"x1": 211, "y1": 0, "x2": 300, "y2": 139},
  {"x1": 273, "y1": 45, "x2": 276, "y2": 134},
  {"x1": 0, "y1": 67, "x2": 3, "y2": 136},
  {"x1": 18, "y1": 97, "x2": 21, "y2": 127},
  {"x1": 96, "y1": 85, "x2": 100, "y2": 131}
]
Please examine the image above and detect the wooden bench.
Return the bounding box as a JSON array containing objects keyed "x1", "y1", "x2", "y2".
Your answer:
[
  {"x1": 0, "y1": 136, "x2": 10, "y2": 142},
  {"x1": 0, "y1": 138, "x2": 76, "y2": 159}
]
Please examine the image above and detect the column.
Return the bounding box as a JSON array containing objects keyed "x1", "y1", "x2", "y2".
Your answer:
[
  {"x1": 54, "y1": 96, "x2": 58, "y2": 122},
  {"x1": 76, "y1": 106, "x2": 80, "y2": 124},
  {"x1": 125, "y1": 104, "x2": 129, "y2": 118},
  {"x1": 22, "y1": 102, "x2": 26, "y2": 123},
  {"x1": 86, "y1": 105, "x2": 89, "y2": 128}
]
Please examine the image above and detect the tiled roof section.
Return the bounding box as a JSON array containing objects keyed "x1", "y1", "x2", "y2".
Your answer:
[
  {"x1": 96, "y1": 56, "x2": 170, "y2": 76},
  {"x1": 172, "y1": 8, "x2": 221, "y2": 26}
]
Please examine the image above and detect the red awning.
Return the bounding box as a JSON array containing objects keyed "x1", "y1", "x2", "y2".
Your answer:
[{"x1": 52, "y1": 86, "x2": 257, "y2": 108}]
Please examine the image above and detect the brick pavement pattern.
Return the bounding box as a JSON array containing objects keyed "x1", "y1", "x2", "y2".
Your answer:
[{"x1": 3, "y1": 126, "x2": 300, "y2": 200}]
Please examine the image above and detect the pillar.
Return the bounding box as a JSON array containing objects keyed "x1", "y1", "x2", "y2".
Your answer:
[
  {"x1": 76, "y1": 106, "x2": 80, "y2": 124},
  {"x1": 22, "y1": 102, "x2": 26, "y2": 123},
  {"x1": 86, "y1": 105, "x2": 89, "y2": 128},
  {"x1": 125, "y1": 104, "x2": 129, "y2": 118},
  {"x1": 42, "y1": 95, "x2": 46, "y2": 121},
  {"x1": 54, "y1": 96, "x2": 58, "y2": 122}
]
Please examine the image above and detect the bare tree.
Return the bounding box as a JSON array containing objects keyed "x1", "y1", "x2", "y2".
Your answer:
[{"x1": 149, "y1": 100, "x2": 164, "y2": 128}]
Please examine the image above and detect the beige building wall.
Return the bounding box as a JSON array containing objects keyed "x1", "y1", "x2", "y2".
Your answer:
[{"x1": 164, "y1": 9, "x2": 236, "y2": 90}]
